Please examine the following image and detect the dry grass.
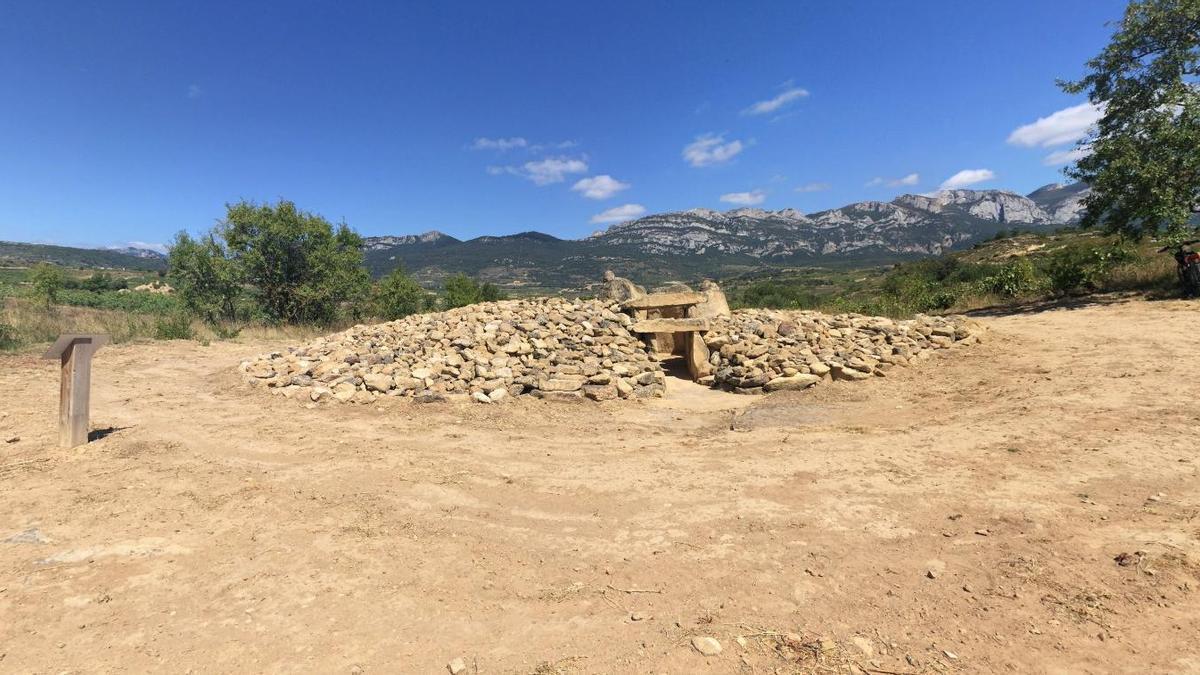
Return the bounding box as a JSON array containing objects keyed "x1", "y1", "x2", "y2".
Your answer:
[
  {"x1": 0, "y1": 298, "x2": 338, "y2": 353},
  {"x1": 1, "y1": 298, "x2": 159, "y2": 349}
]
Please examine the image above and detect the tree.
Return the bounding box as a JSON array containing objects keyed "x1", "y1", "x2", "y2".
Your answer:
[
  {"x1": 373, "y1": 266, "x2": 429, "y2": 320},
  {"x1": 441, "y1": 273, "x2": 506, "y2": 309},
  {"x1": 167, "y1": 231, "x2": 242, "y2": 324},
  {"x1": 221, "y1": 200, "x2": 371, "y2": 324},
  {"x1": 30, "y1": 263, "x2": 64, "y2": 308},
  {"x1": 1061, "y1": 0, "x2": 1200, "y2": 236}
]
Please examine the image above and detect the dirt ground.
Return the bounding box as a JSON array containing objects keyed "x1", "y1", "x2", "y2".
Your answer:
[{"x1": 2, "y1": 297, "x2": 1198, "y2": 674}]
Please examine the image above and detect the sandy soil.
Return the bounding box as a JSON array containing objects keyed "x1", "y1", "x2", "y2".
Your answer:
[{"x1": 1, "y1": 298, "x2": 1198, "y2": 674}]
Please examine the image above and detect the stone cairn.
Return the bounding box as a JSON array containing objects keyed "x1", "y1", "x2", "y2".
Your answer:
[
  {"x1": 241, "y1": 298, "x2": 668, "y2": 404},
  {"x1": 241, "y1": 276, "x2": 981, "y2": 403},
  {"x1": 700, "y1": 309, "x2": 981, "y2": 394}
]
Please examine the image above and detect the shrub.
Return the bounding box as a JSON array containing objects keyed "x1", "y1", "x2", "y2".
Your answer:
[
  {"x1": 373, "y1": 266, "x2": 429, "y2": 320},
  {"x1": 0, "y1": 321, "x2": 17, "y2": 350},
  {"x1": 30, "y1": 263, "x2": 65, "y2": 308},
  {"x1": 154, "y1": 312, "x2": 194, "y2": 340},
  {"x1": 168, "y1": 199, "x2": 372, "y2": 326},
  {"x1": 978, "y1": 259, "x2": 1043, "y2": 297},
  {"x1": 441, "y1": 273, "x2": 506, "y2": 309}
]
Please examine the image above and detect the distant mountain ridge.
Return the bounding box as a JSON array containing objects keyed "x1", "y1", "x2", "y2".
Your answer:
[
  {"x1": 363, "y1": 182, "x2": 1090, "y2": 290},
  {"x1": 0, "y1": 241, "x2": 167, "y2": 271}
]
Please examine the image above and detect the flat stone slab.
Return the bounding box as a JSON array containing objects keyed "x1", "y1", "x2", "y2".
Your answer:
[
  {"x1": 630, "y1": 317, "x2": 711, "y2": 334},
  {"x1": 621, "y1": 292, "x2": 706, "y2": 310}
]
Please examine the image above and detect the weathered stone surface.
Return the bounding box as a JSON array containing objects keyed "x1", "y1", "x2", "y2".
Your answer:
[{"x1": 764, "y1": 374, "x2": 821, "y2": 392}]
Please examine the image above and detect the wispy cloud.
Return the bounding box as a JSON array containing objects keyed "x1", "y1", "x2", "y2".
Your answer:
[
  {"x1": 590, "y1": 203, "x2": 646, "y2": 224},
  {"x1": 743, "y1": 84, "x2": 809, "y2": 116},
  {"x1": 571, "y1": 174, "x2": 630, "y2": 200},
  {"x1": 471, "y1": 136, "x2": 529, "y2": 151},
  {"x1": 720, "y1": 190, "x2": 766, "y2": 206},
  {"x1": 1042, "y1": 147, "x2": 1091, "y2": 166},
  {"x1": 939, "y1": 169, "x2": 995, "y2": 190},
  {"x1": 186, "y1": 84, "x2": 202, "y2": 99},
  {"x1": 488, "y1": 156, "x2": 589, "y2": 185},
  {"x1": 1007, "y1": 102, "x2": 1102, "y2": 148},
  {"x1": 794, "y1": 182, "x2": 831, "y2": 193},
  {"x1": 866, "y1": 173, "x2": 919, "y2": 188},
  {"x1": 683, "y1": 133, "x2": 744, "y2": 167}
]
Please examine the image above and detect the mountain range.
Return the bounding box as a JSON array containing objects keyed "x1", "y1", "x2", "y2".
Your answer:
[{"x1": 363, "y1": 182, "x2": 1091, "y2": 291}]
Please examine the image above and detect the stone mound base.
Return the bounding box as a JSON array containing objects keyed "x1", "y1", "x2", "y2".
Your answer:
[
  {"x1": 240, "y1": 298, "x2": 665, "y2": 404},
  {"x1": 241, "y1": 299, "x2": 982, "y2": 403},
  {"x1": 701, "y1": 310, "x2": 981, "y2": 394}
]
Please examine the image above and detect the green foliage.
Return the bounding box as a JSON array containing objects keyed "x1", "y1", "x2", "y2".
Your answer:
[
  {"x1": 79, "y1": 271, "x2": 129, "y2": 292},
  {"x1": 373, "y1": 266, "x2": 429, "y2": 320},
  {"x1": 30, "y1": 263, "x2": 65, "y2": 308},
  {"x1": 1061, "y1": 0, "x2": 1200, "y2": 235},
  {"x1": 57, "y1": 288, "x2": 179, "y2": 314},
  {"x1": 154, "y1": 312, "x2": 194, "y2": 340},
  {"x1": 166, "y1": 200, "x2": 372, "y2": 326},
  {"x1": 220, "y1": 200, "x2": 371, "y2": 324},
  {"x1": 1046, "y1": 240, "x2": 1138, "y2": 293},
  {"x1": 978, "y1": 259, "x2": 1044, "y2": 297},
  {"x1": 167, "y1": 231, "x2": 242, "y2": 323},
  {"x1": 0, "y1": 321, "x2": 16, "y2": 350},
  {"x1": 728, "y1": 280, "x2": 820, "y2": 309},
  {"x1": 441, "y1": 273, "x2": 506, "y2": 309}
]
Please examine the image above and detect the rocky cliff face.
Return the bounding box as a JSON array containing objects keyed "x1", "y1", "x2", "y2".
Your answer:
[
  {"x1": 590, "y1": 185, "x2": 1089, "y2": 259},
  {"x1": 361, "y1": 183, "x2": 1092, "y2": 288},
  {"x1": 364, "y1": 231, "x2": 458, "y2": 251}
]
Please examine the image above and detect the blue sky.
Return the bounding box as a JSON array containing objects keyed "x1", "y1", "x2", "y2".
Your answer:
[{"x1": 0, "y1": 0, "x2": 1124, "y2": 249}]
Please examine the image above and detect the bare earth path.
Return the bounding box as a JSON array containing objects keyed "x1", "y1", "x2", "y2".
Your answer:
[{"x1": 1, "y1": 298, "x2": 1198, "y2": 674}]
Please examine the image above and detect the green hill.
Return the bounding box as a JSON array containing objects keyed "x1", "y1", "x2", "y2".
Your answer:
[{"x1": 0, "y1": 241, "x2": 167, "y2": 271}]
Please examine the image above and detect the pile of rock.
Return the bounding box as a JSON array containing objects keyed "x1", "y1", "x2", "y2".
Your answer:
[
  {"x1": 701, "y1": 309, "x2": 981, "y2": 394},
  {"x1": 240, "y1": 298, "x2": 666, "y2": 404}
]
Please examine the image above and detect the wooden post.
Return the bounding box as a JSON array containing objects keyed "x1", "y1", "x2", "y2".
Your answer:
[{"x1": 42, "y1": 334, "x2": 107, "y2": 449}]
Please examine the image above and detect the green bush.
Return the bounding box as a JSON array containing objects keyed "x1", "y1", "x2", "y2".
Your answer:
[
  {"x1": 441, "y1": 273, "x2": 505, "y2": 309},
  {"x1": 30, "y1": 263, "x2": 64, "y2": 308},
  {"x1": 978, "y1": 259, "x2": 1043, "y2": 297},
  {"x1": 168, "y1": 199, "x2": 371, "y2": 326},
  {"x1": 0, "y1": 321, "x2": 17, "y2": 350},
  {"x1": 1045, "y1": 241, "x2": 1137, "y2": 294},
  {"x1": 154, "y1": 312, "x2": 194, "y2": 340},
  {"x1": 374, "y1": 266, "x2": 430, "y2": 319}
]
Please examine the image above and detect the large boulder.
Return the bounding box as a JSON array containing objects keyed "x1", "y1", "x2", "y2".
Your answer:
[{"x1": 597, "y1": 270, "x2": 645, "y2": 303}]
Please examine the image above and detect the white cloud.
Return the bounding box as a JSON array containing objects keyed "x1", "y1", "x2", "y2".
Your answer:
[
  {"x1": 683, "y1": 133, "x2": 744, "y2": 167},
  {"x1": 794, "y1": 182, "x2": 831, "y2": 193},
  {"x1": 1042, "y1": 146, "x2": 1091, "y2": 166},
  {"x1": 1007, "y1": 102, "x2": 1102, "y2": 147},
  {"x1": 186, "y1": 84, "x2": 202, "y2": 99},
  {"x1": 590, "y1": 203, "x2": 647, "y2": 224},
  {"x1": 866, "y1": 172, "x2": 920, "y2": 188},
  {"x1": 471, "y1": 136, "x2": 528, "y2": 151},
  {"x1": 571, "y1": 174, "x2": 630, "y2": 200},
  {"x1": 488, "y1": 156, "x2": 589, "y2": 185},
  {"x1": 743, "y1": 85, "x2": 809, "y2": 116},
  {"x1": 939, "y1": 168, "x2": 996, "y2": 190},
  {"x1": 720, "y1": 189, "x2": 766, "y2": 205}
]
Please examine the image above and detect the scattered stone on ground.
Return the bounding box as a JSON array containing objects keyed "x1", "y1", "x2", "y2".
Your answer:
[
  {"x1": 691, "y1": 636, "x2": 722, "y2": 656},
  {"x1": 240, "y1": 294, "x2": 982, "y2": 403},
  {"x1": 446, "y1": 657, "x2": 467, "y2": 674}
]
